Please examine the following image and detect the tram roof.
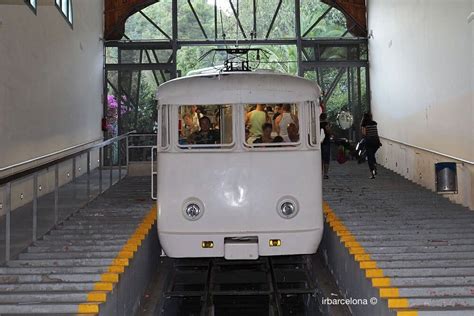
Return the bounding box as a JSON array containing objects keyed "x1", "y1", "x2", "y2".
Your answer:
[{"x1": 156, "y1": 71, "x2": 321, "y2": 105}]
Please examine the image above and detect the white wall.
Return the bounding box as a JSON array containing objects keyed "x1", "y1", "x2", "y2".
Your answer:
[
  {"x1": 368, "y1": 0, "x2": 474, "y2": 209},
  {"x1": 0, "y1": 1, "x2": 104, "y2": 171}
]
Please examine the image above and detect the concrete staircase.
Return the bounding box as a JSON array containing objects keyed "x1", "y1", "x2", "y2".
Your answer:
[{"x1": 0, "y1": 177, "x2": 154, "y2": 315}]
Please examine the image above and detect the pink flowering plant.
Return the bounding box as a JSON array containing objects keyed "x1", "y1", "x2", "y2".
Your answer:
[{"x1": 106, "y1": 95, "x2": 128, "y2": 137}]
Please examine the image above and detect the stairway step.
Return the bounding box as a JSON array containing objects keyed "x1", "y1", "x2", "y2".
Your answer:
[
  {"x1": 6, "y1": 258, "x2": 124, "y2": 268},
  {"x1": 0, "y1": 282, "x2": 112, "y2": 293},
  {"x1": 0, "y1": 292, "x2": 106, "y2": 304}
]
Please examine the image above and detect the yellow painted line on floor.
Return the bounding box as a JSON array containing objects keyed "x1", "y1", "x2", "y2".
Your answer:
[
  {"x1": 108, "y1": 265, "x2": 125, "y2": 273},
  {"x1": 366, "y1": 268, "x2": 384, "y2": 278},
  {"x1": 359, "y1": 260, "x2": 377, "y2": 269},
  {"x1": 77, "y1": 205, "x2": 158, "y2": 314},
  {"x1": 324, "y1": 202, "x2": 416, "y2": 314},
  {"x1": 86, "y1": 292, "x2": 107, "y2": 302},
  {"x1": 77, "y1": 303, "x2": 99, "y2": 314},
  {"x1": 111, "y1": 258, "x2": 129, "y2": 267},
  {"x1": 388, "y1": 298, "x2": 410, "y2": 308},
  {"x1": 355, "y1": 254, "x2": 371, "y2": 261},
  {"x1": 372, "y1": 277, "x2": 391, "y2": 287},
  {"x1": 397, "y1": 310, "x2": 419, "y2": 316},
  {"x1": 100, "y1": 273, "x2": 119, "y2": 283},
  {"x1": 380, "y1": 287, "x2": 400, "y2": 298},
  {"x1": 93, "y1": 282, "x2": 114, "y2": 291}
]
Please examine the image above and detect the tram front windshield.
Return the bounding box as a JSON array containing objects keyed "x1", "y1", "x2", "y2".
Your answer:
[{"x1": 177, "y1": 103, "x2": 300, "y2": 149}]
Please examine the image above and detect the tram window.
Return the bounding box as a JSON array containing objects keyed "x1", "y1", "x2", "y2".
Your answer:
[
  {"x1": 178, "y1": 105, "x2": 233, "y2": 148},
  {"x1": 308, "y1": 101, "x2": 318, "y2": 146},
  {"x1": 244, "y1": 103, "x2": 300, "y2": 146},
  {"x1": 160, "y1": 105, "x2": 170, "y2": 149}
]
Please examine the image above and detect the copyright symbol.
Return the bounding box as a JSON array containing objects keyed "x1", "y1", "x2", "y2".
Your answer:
[{"x1": 370, "y1": 297, "x2": 378, "y2": 305}]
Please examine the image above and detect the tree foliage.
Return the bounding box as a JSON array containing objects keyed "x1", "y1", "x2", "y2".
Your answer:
[{"x1": 108, "y1": 0, "x2": 367, "y2": 136}]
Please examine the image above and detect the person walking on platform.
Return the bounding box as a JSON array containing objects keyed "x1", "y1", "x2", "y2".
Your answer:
[
  {"x1": 360, "y1": 113, "x2": 382, "y2": 179},
  {"x1": 320, "y1": 112, "x2": 331, "y2": 179}
]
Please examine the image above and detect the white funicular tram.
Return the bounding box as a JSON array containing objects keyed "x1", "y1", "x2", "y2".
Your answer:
[{"x1": 156, "y1": 70, "x2": 323, "y2": 260}]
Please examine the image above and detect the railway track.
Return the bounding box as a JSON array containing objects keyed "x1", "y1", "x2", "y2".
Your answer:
[{"x1": 157, "y1": 255, "x2": 322, "y2": 316}]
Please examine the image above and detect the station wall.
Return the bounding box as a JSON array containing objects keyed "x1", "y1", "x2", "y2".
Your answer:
[
  {"x1": 0, "y1": 1, "x2": 104, "y2": 172},
  {"x1": 368, "y1": 0, "x2": 474, "y2": 209}
]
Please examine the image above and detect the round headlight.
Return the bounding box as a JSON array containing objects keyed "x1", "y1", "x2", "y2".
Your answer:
[
  {"x1": 276, "y1": 196, "x2": 299, "y2": 219},
  {"x1": 281, "y1": 202, "x2": 295, "y2": 216},
  {"x1": 185, "y1": 203, "x2": 200, "y2": 218},
  {"x1": 182, "y1": 198, "x2": 204, "y2": 221}
]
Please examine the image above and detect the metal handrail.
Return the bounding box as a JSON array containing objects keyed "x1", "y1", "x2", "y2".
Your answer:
[
  {"x1": 0, "y1": 138, "x2": 101, "y2": 173},
  {"x1": 128, "y1": 133, "x2": 156, "y2": 137},
  {"x1": 379, "y1": 136, "x2": 474, "y2": 166},
  {"x1": 128, "y1": 133, "x2": 157, "y2": 149},
  {"x1": 0, "y1": 132, "x2": 134, "y2": 185}
]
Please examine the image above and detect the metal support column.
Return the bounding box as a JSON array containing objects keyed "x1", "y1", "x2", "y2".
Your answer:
[
  {"x1": 295, "y1": 0, "x2": 303, "y2": 77},
  {"x1": 171, "y1": 0, "x2": 178, "y2": 79}
]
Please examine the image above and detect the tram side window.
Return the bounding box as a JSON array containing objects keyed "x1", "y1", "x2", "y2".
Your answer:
[
  {"x1": 178, "y1": 105, "x2": 233, "y2": 148},
  {"x1": 160, "y1": 105, "x2": 170, "y2": 149},
  {"x1": 308, "y1": 101, "x2": 318, "y2": 146},
  {"x1": 244, "y1": 103, "x2": 300, "y2": 146}
]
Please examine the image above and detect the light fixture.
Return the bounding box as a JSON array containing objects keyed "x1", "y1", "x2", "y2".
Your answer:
[
  {"x1": 276, "y1": 196, "x2": 299, "y2": 219},
  {"x1": 182, "y1": 198, "x2": 204, "y2": 221}
]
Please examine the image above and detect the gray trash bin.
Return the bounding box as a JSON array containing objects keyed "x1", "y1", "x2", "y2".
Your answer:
[{"x1": 435, "y1": 162, "x2": 457, "y2": 193}]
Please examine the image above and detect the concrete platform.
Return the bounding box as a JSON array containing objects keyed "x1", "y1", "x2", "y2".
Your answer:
[
  {"x1": 321, "y1": 162, "x2": 474, "y2": 316},
  {"x1": 0, "y1": 176, "x2": 159, "y2": 315}
]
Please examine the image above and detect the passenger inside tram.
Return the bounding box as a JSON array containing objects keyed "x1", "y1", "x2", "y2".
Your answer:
[
  {"x1": 287, "y1": 123, "x2": 299, "y2": 142},
  {"x1": 178, "y1": 104, "x2": 232, "y2": 146},
  {"x1": 245, "y1": 104, "x2": 270, "y2": 143},
  {"x1": 253, "y1": 123, "x2": 273, "y2": 144},
  {"x1": 188, "y1": 116, "x2": 220, "y2": 144},
  {"x1": 244, "y1": 103, "x2": 300, "y2": 144},
  {"x1": 274, "y1": 104, "x2": 299, "y2": 143},
  {"x1": 181, "y1": 113, "x2": 199, "y2": 139}
]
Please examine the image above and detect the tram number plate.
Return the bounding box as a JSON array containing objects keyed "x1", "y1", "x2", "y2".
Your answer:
[{"x1": 224, "y1": 238, "x2": 259, "y2": 260}]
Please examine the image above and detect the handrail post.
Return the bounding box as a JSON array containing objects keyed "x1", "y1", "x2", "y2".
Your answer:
[
  {"x1": 32, "y1": 174, "x2": 38, "y2": 242},
  {"x1": 54, "y1": 165, "x2": 59, "y2": 224},
  {"x1": 72, "y1": 157, "x2": 76, "y2": 183},
  {"x1": 109, "y1": 145, "x2": 113, "y2": 187},
  {"x1": 87, "y1": 151, "x2": 91, "y2": 201},
  {"x1": 126, "y1": 135, "x2": 130, "y2": 175},
  {"x1": 99, "y1": 147, "x2": 103, "y2": 193},
  {"x1": 118, "y1": 139, "x2": 122, "y2": 180},
  {"x1": 5, "y1": 182, "x2": 11, "y2": 262}
]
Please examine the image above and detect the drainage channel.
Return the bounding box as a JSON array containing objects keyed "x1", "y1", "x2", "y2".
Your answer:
[{"x1": 156, "y1": 255, "x2": 322, "y2": 316}]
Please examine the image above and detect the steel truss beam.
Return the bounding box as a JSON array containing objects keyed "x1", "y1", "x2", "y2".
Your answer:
[
  {"x1": 301, "y1": 61, "x2": 367, "y2": 68},
  {"x1": 303, "y1": 6, "x2": 332, "y2": 37},
  {"x1": 228, "y1": 0, "x2": 247, "y2": 39},
  {"x1": 187, "y1": 0, "x2": 209, "y2": 39},
  {"x1": 265, "y1": 0, "x2": 283, "y2": 39},
  {"x1": 106, "y1": 63, "x2": 175, "y2": 71},
  {"x1": 104, "y1": 0, "x2": 370, "y2": 137},
  {"x1": 105, "y1": 38, "x2": 367, "y2": 47},
  {"x1": 138, "y1": 10, "x2": 171, "y2": 40}
]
